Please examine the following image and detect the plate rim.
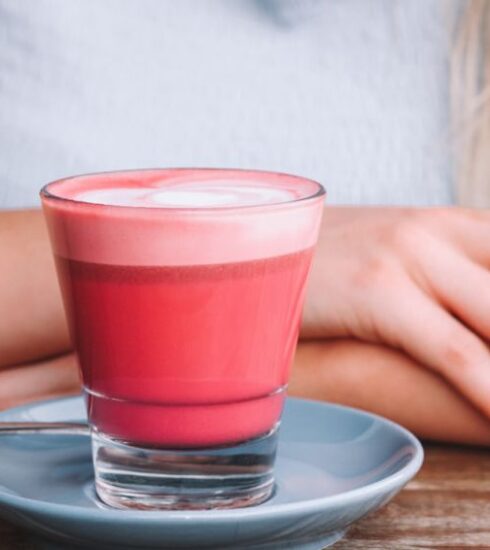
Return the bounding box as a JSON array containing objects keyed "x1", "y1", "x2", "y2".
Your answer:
[{"x1": 0, "y1": 395, "x2": 424, "y2": 522}]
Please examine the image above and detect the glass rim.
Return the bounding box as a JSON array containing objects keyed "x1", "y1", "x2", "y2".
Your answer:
[{"x1": 40, "y1": 167, "x2": 326, "y2": 212}]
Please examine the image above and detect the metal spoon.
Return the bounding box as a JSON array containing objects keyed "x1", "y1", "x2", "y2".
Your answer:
[{"x1": 0, "y1": 422, "x2": 90, "y2": 436}]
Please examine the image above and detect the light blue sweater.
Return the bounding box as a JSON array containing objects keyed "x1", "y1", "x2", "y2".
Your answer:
[{"x1": 0, "y1": 0, "x2": 455, "y2": 207}]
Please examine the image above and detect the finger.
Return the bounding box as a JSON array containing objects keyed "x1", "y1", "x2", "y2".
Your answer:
[
  {"x1": 291, "y1": 339, "x2": 490, "y2": 446},
  {"x1": 376, "y1": 279, "x2": 490, "y2": 419},
  {"x1": 0, "y1": 354, "x2": 80, "y2": 411},
  {"x1": 418, "y1": 239, "x2": 490, "y2": 341}
]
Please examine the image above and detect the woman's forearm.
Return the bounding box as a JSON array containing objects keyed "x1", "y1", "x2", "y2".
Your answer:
[
  {"x1": 3, "y1": 208, "x2": 490, "y2": 447},
  {"x1": 0, "y1": 209, "x2": 70, "y2": 368},
  {"x1": 291, "y1": 339, "x2": 490, "y2": 446},
  {"x1": 0, "y1": 354, "x2": 80, "y2": 410}
]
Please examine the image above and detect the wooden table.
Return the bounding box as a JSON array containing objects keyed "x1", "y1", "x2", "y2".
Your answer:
[{"x1": 2, "y1": 444, "x2": 490, "y2": 549}]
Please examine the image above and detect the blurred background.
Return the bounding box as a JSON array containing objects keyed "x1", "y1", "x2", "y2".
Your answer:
[{"x1": 2, "y1": 0, "x2": 481, "y2": 209}]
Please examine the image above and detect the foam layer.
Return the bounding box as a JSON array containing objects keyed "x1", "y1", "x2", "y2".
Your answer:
[
  {"x1": 41, "y1": 169, "x2": 325, "y2": 266},
  {"x1": 75, "y1": 182, "x2": 296, "y2": 208}
]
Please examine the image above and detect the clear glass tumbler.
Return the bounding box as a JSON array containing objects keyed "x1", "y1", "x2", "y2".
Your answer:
[{"x1": 40, "y1": 168, "x2": 325, "y2": 510}]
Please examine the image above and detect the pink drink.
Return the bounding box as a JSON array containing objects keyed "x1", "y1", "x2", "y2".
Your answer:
[
  {"x1": 41, "y1": 169, "x2": 324, "y2": 449},
  {"x1": 56, "y1": 251, "x2": 312, "y2": 447}
]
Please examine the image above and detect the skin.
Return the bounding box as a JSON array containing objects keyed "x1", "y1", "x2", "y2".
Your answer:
[
  {"x1": 303, "y1": 207, "x2": 490, "y2": 419},
  {"x1": 1, "y1": 208, "x2": 490, "y2": 444},
  {"x1": 291, "y1": 340, "x2": 490, "y2": 445},
  {"x1": 0, "y1": 210, "x2": 70, "y2": 368}
]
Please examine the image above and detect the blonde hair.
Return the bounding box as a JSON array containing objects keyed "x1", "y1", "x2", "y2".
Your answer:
[{"x1": 451, "y1": 0, "x2": 490, "y2": 207}]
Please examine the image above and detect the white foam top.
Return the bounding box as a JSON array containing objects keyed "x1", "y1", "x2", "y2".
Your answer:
[
  {"x1": 75, "y1": 181, "x2": 295, "y2": 208},
  {"x1": 41, "y1": 169, "x2": 325, "y2": 265}
]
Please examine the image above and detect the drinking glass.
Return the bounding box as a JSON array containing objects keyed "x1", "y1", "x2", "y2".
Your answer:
[{"x1": 40, "y1": 168, "x2": 325, "y2": 510}]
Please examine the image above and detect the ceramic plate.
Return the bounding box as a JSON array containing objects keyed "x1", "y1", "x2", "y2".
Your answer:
[{"x1": 0, "y1": 396, "x2": 423, "y2": 549}]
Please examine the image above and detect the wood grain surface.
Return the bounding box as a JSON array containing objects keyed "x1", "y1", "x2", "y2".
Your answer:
[
  {"x1": 1, "y1": 444, "x2": 489, "y2": 549},
  {"x1": 336, "y1": 444, "x2": 490, "y2": 549}
]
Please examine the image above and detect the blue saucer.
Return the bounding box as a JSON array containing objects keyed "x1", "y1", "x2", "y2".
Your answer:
[{"x1": 0, "y1": 396, "x2": 423, "y2": 549}]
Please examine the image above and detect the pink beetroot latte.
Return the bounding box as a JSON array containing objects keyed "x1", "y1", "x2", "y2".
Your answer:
[{"x1": 41, "y1": 169, "x2": 325, "y2": 448}]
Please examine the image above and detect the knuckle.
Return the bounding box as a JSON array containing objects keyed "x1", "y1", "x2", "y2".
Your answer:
[
  {"x1": 380, "y1": 208, "x2": 453, "y2": 253},
  {"x1": 441, "y1": 332, "x2": 483, "y2": 374},
  {"x1": 458, "y1": 207, "x2": 490, "y2": 223},
  {"x1": 379, "y1": 211, "x2": 421, "y2": 252},
  {"x1": 411, "y1": 207, "x2": 458, "y2": 233},
  {"x1": 351, "y1": 256, "x2": 394, "y2": 290},
  {"x1": 421, "y1": 207, "x2": 453, "y2": 224}
]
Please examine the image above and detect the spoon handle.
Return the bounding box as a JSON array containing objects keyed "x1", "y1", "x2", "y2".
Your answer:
[{"x1": 0, "y1": 422, "x2": 90, "y2": 436}]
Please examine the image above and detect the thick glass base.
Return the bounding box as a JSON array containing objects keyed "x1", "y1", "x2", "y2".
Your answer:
[{"x1": 92, "y1": 427, "x2": 278, "y2": 510}]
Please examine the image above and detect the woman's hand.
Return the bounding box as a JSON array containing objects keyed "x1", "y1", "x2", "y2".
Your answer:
[{"x1": 302, "y1": 207, "x2": 490, "y2": 418}]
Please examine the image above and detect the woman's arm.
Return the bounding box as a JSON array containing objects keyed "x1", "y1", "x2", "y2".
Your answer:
[
  {"x1": 0, "y1": 209, "x2": 70, "y2": 368},
  {"x1": 2, "y1": 340, "x2": 489, "y2": 446},
  {"x1": 291, "y1": 339, "x2": 490, "y2": 446},
  {"x1": 0, "y1": 354, "x2": 80, "y2": 411},
  {"x1": 2, "y1": 208, "x2": 490, "y2": 446}
]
